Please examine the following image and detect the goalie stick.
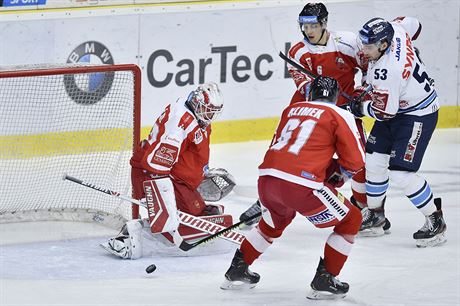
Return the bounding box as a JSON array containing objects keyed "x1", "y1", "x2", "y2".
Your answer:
[
  {"x1": 278, "y1": 51, "x2": 373, "y2": 103},
  {"x1": 173, "y1": 211, "x2": 262, "y2": 251},
  {"x1": 63, "y1": 174, "x2": 245, "y2": 245}
]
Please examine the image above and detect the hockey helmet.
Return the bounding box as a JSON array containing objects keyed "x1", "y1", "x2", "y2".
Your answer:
[
  {"x1": 359, "y1": 18, "x2": 394, "y2": 45},
  {"x1": 186, "y1": 82, "x2": 224, "y2": 127},
  {"x1": 298, "y1": 3, "x2": 328, "y2": 25},
  {"x1": 309, "y1": 76, "x2": 339, "y2": 103}
]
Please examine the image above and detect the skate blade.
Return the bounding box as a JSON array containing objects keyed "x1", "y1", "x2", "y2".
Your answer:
[
  {"x1": 415, "y1": 231, "x2": 447, "y2": 248},
  {"x1": 306, "y1": 288, "x2": 346, "y2": 300},
  {"x1": 358, "y1": 226, "x2": 385, "y2": 237},
  {"x1": 220, "y1": 279, "x2": 257, "y2": 290}
]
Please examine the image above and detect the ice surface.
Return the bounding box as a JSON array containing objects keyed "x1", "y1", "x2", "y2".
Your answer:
[{"x1": 0, "y1": 129, "x2": 459, "y2": 305}]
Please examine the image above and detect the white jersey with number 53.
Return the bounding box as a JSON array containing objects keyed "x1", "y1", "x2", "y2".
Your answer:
[{"x1": 363, "y1": 17, "x2": 439, "y2": 120}]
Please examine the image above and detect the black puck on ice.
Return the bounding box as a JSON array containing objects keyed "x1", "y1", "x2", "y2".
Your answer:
[{"x1": 146, "y1": 264, "x2": 157, "y2": 274}]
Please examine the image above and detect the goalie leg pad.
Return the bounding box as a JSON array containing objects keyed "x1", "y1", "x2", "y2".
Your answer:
[{"x1": 144, "y1": 178, "x2": 179, "y2": 233}]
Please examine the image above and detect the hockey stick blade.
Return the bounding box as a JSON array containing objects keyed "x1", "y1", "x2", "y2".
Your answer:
[{"x1": 176, "y1": 212, "x2": 262, "y2": 251}]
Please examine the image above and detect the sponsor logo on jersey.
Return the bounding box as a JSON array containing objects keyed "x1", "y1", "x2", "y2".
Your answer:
[
  {"x1": 395, "y1": 37, "x2": 402, "y2": 61},
  {"x1": 371, "y1": 91, "x2": 389, "y2": 111},
  {"x1": 153, "y1": 143, "x2": 178, "y2": 166},
  {"x1": 404, "y1": 122, "x2": 423, "y2": 162},
  {"x1": 402, "y1": 34, "x2": 415, "y2": 80},
  {"x1": 194, "y1": 129, "x2": 204, "y2": 144},
  {"x1": 301, "y1": 170, "x2": 316, "y2": 180},
  {"x1": 65, "y1": 41, "x2": 115, "y2": 104},
  {"x1": 307, "y1": 209, "x2": 335, "y2": 225},
  {"x1": 399, "y1": 100, "x2": 409, "y2": 108},
  {"x1": 178, "y1": 112, "x2": 194, "y2": 130},
  {"x1": 367, "y1": 135, "x2": 376, "y2": 144},
  {"x1": 335, "y1": 57, "x2": 346, "y2": 69}
]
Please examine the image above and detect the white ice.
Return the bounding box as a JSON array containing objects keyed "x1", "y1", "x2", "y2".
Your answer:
[{"x1": 1, "y1": 129, "x2": 459, "y2": 306}]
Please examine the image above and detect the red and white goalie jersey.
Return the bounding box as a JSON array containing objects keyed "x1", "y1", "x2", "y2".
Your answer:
[
  {"x1": 362, "y1": 17, "x2": 438, "y2": 120},
  {"x1": 288, "y1": 31, "x2": 366, "y2": 106},
  {"x1": 259, "y1": 100, "x2": 365, "y2": 190},
  {"x1": 130, "y1": 101, "x2": 211, "y2": 189}
]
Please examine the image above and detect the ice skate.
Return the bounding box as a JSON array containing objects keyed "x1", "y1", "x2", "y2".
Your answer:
[
  {"x1": 351, "y1": 196, "x2": 391, "y2": 236},
  {"x1": 220, "y1": 249, "x2": 260, "y2": 290},
  {"x1": 413, "y1": 198, "x2": 447, "y2": 247},
  {"x1": 307, "y1": 258, "x2": 349, "y2": 300},
  {"x1": 239, "y1": 200, "x2": 262, "y2": 229}
]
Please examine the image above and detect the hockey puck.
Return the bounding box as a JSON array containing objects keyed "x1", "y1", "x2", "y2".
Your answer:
[{"x1": 146, "y1": 264, "x2": 157, "y2": 274}]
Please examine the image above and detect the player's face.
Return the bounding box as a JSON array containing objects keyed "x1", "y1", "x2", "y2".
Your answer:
[
  {"x1": 361, "y1": 43, "x2": 381, "y2": 61},
  {"x1": 302, "y1": 23, "x2": 324, "y2": 44}
]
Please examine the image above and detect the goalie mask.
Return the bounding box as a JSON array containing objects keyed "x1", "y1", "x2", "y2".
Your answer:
[{"x1": 186, "y1": 82, "x2": 224, "y2": 127}]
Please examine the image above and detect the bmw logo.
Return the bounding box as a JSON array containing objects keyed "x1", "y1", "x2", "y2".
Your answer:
[{"x1": 65, "y1": 41, "x2": 115, "y2": 105}]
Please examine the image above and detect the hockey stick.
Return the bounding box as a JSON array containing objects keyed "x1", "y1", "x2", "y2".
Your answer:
[
  {"x1": 279, "y1": 51, "x2": 317, "y2": 79},
  {"x1": 173, "y1": 211, "x2": 262, "y2": 251},
  {"x1": 63, "y1": 174, "x2": 245, "y2": 245}
]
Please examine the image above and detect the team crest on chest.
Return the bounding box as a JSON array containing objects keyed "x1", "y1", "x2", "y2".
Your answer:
[{"x1": 194, "y1": 129, "x2": 204, "y2": 144}]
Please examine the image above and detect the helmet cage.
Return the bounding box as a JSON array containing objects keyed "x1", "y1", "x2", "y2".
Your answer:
[{"x1": 186, "y1": 83, "x2": 223, "y2": 126}]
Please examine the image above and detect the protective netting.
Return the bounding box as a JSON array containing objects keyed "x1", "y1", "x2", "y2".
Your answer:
[{"x1": 0, "y1": 64, "x2": 140, "y2": 225}]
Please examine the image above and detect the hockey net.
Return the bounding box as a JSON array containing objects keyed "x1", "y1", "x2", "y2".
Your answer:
[{"x1": 0, "y1": 64, "x2": 141, "y2": 228}]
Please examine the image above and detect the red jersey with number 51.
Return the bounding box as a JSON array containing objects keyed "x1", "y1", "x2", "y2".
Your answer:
[{"x1": 259, "y1": 100, "x2": 365, "y2": 190}]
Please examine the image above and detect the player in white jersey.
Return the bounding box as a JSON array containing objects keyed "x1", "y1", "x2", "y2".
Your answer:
[{"x1": 348, "y1": 17, "x2": 446, "y2": 247}]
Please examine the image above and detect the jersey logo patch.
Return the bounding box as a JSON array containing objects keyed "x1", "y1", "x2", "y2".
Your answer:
[
  {"x1": 404, "y1": 122, "x2": 423, "y2": 162},
  {"x1": 371, "y1": 91, "x2": 389, "y2": 111},
  {"x1": 194, "y1": 129, "x2": 204, "y2": 144},
  {"x1": 307, "y1": 209, "x2": 335, "y2": 225},
  {"x1": 153, "y1": 144, "x2": 178, "y2": 167},
  {"x1": 178, "y1": 113, "x2": 194, "y2": 130}
]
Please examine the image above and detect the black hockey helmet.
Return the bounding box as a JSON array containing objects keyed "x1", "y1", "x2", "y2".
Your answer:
[
  {"x1": 309, "y1": 76, "x2": 339, "y2": 103},
  {"x1": 359, "y1": 17, "x2": 394, "y2": 46},
  {"x1": 298, "y1": 3, "x2": 328, "y2": 25}
]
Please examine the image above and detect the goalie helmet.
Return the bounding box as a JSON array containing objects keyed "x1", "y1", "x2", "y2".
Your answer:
[
  {"x1": 298, "y1": 3, "x2": 328, "y2": 25},
  {"x1": 359, "y1": 18, "x2": 394, "y2": 46},
  {"x1": 308, "y1": 76, "x2": 339, "y2": 103},
  {"x1": 186, "y1": 82, "x2": 224, "y2": 127}
]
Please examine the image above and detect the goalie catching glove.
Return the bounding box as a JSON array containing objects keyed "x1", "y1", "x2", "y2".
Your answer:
[{"x1": 197, "y1": 168, "x2": 236, "y2": 202}]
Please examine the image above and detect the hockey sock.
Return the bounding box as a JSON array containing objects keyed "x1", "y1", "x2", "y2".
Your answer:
[
  {"x1": 365, "y1": 152, "x2": 390, "y2": 209},
  {"x1": 404, "y1": 175, "x2": 436, "y2": 216},
  {"x1": 240, "y1": 219, "x2": 282, "y2": 265},
  {"x1": 324, "y1": 233, "x2": 354, "y2": 276},
  {"x1": 351, "y1": 169, "x2": 367, "y2": 205},
  {"x1": 366, "y1": 177, "x2": 389, "y2": 209}
]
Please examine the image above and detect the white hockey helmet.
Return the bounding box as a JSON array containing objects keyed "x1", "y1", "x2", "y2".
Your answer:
[{"x1": 186, "y1": 82, "x2": 224, "y2": 127}]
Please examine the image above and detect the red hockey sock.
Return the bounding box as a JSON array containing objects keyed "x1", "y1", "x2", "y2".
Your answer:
[{"x1": 324, "y1": 233, "x2": 353, "y2": 276}]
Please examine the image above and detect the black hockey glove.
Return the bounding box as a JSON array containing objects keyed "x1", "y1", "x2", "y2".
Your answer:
[{"x1": 348, "y1": 98, "x2": 364, "y2": 118}]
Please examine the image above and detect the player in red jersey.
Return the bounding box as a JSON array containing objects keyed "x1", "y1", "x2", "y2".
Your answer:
[
  {"x1": 221, "y1": 76, "x2": 364, "y2": 300},
  {"x1": 103, "y1": 83, "x2": 236, "y2": 259},
  {"x1": 288, "y1": 2, "x2": 370, "y2": 212}
]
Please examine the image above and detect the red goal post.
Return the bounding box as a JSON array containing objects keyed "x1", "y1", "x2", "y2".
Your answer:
[{"x1": 0, "y1": 64, "x2": 141, "y2": 228}]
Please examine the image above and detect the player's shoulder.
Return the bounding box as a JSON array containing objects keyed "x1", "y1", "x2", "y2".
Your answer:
[
  {"x1": 330, "y1": 30, "x2": 359, "y2": 55},
  {"x1": 288, "y1": 41, "x2": 307, "y2": 58},
  {"x1": 168, "y1": 101, "x2": 198, "y2": 131},
  {"x1": 331, "y1": 30, "x2": 358, "y2": 44}
]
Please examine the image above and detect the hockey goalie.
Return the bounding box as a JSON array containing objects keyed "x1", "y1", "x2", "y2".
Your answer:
[{"x1": 101, "y1": 83, "x2": 236, "y2": 259}]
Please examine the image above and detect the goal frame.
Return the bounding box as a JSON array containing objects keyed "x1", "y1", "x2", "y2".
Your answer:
[{"x1": 0, "y1": 63, "x2": 142, "y2": 225}]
